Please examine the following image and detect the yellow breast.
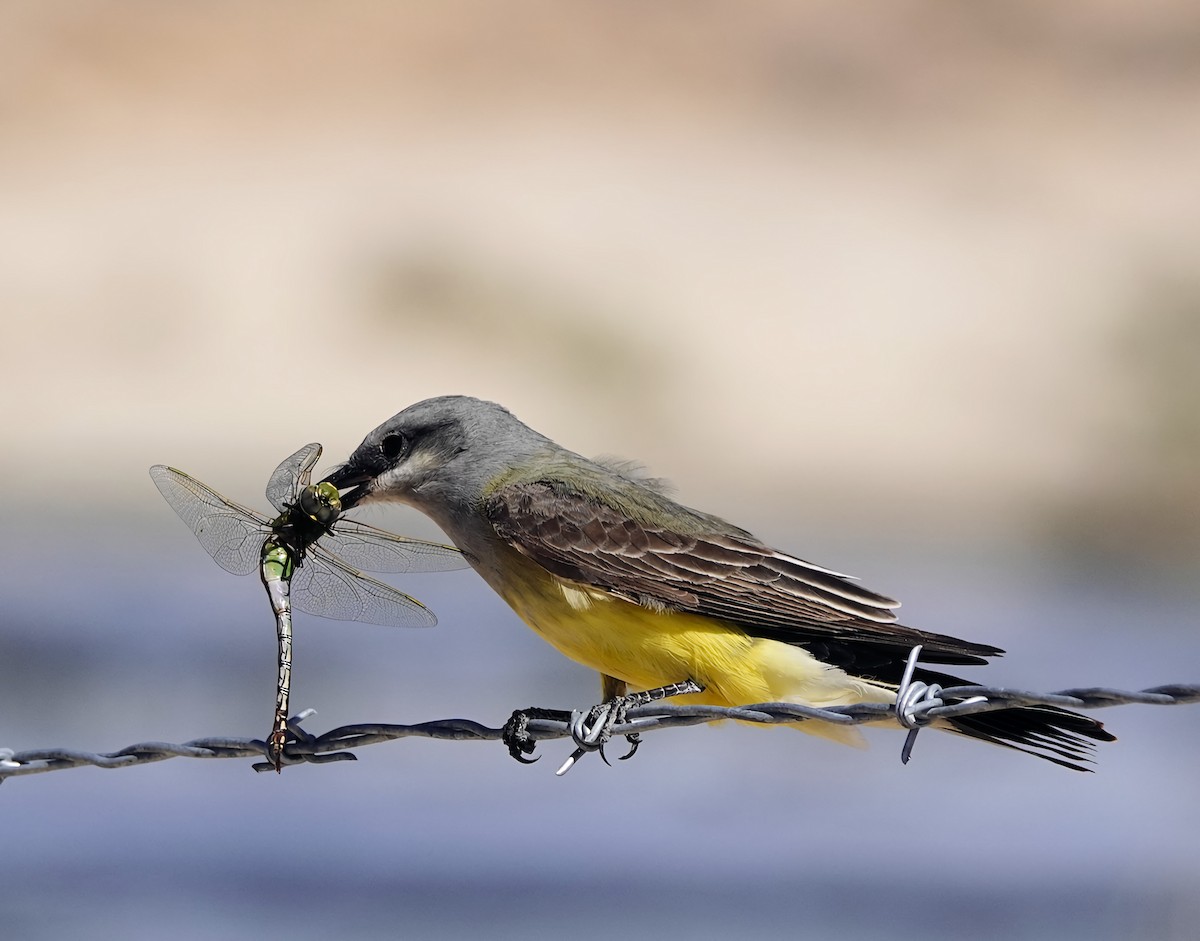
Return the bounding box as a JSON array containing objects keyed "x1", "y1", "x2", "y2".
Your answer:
[{"x1": 484, "y1": 543, "x2": 895, "y2": 738}]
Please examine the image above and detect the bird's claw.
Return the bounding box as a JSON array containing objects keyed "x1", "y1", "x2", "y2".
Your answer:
[
  {"x1": 502, "y1": 709, "x2": 540, "y2": 763},
  {"x1": 502, "y1": 707, "x2": 573, "y2": 765},
  {"x1": 556, "y1": 697, "x2": 638, "y2": 776},
  {"x1": 597, "y1": 733, "x2": 638, "y2": 766},
  {"x1": 505, "y1": 696, "x2": 651, "y2": 774}
]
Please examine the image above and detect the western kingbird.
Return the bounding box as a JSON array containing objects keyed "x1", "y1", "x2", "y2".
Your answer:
[{"x1": 324, "y1": 395, "x2": 1113, "y2": 769}]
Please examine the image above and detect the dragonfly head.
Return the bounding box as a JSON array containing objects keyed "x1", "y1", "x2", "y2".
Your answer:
[
  {"x1": 322, "y1": 462, "x2": 373, "y2": 510},
  {"x1": 296, "y1": 481, "x2": 341, "y2": 527}
]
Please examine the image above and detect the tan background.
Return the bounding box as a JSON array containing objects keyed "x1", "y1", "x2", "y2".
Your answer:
[{"x1": 4, "y1": 1, "x2": 1200, "y2": 556}]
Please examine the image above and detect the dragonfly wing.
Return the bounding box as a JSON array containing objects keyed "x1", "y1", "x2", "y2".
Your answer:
[
  {"x1": 290, "y1": 547, "x2": 439, "y2": 628},
  {"x1": 149, "y1": 466, "x2": 266, "y2": 576},
  {"x1": 265, "y1": 443, "x2": 323, "y2": 512},
  {"x1": 318, "y1": 519, "x2": 468, "y2": 574}
]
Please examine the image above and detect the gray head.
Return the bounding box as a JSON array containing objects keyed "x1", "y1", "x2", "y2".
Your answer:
[{"x1": 324, "y1": 396, "x2": 555, "y2": 518}]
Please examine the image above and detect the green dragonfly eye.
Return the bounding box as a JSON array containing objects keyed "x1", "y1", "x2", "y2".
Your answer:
[{"x1": 298, "y1": 482, "x2": 342, "y2": 525}]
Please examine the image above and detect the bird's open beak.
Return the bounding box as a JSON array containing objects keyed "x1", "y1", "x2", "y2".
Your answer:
[{"x1": 321, "y1": 464, "x2": 372, "y2": 510}]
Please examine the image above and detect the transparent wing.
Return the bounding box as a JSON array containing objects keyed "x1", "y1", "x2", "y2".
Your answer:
[
  {"x1": 149, "y1": 465, "x2": 268, "y2": 576},
  {"x1": 290, "y1": 546, "x2": 440, "y2": 627},
  {"x1": 317, "y1": 519, "x2": 469, "y2": 574},
  {"x1": 265, "y1": 443, "x2": 323, "y2": 512}
]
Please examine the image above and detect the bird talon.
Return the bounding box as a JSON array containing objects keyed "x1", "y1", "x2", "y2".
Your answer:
[
  {"x1": 618, "y1": 732, "x2": 641, "y2": 761},
  {"x1": 559, "y1": 697, "x2": 638, "y2": 773},
  {"x1": 503, "y1": 707, "x2": 572, "y2": 765},
  {"x1": 501, "y1": 709, "x2": 538, "y2": 762}
]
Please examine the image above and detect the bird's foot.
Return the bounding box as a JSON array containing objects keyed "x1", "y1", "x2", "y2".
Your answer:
[
  {"x1": 556, "y1": 698, "x2": 633, "y2": 775},
  {"x1": 556, "y1": 679, "x2": 704, "y2": 776},
  {"x1": 502, "y1": 707, "x2": 573, "y2": 764}
]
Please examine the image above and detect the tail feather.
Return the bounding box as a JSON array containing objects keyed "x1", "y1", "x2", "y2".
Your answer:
[
  {"x1": 877, "y1": 665, "x2": 1117, "y2": 772},
  {"x1": 944, "y1": 702, "x2": 1116, "y2": 772}
]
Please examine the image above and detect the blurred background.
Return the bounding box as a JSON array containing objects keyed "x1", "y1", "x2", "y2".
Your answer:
[{"x1": 2, "y1": 2, "x2": 1199, "y2": 938}]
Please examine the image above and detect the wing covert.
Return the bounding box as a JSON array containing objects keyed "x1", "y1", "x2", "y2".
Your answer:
[{"x1": 484, "y1": 480, "x2": 999, "y2": 668}]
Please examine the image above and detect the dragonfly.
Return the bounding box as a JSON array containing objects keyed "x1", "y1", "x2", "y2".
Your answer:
[{"x1": 149, "y1": 443, "x2": 468, "y2": 770}]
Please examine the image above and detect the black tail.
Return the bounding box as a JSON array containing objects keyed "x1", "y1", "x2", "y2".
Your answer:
[
  {"x1": 921, "y1": 669, "x2": 1116, "y2": 772},
  {"x1": 794, "y1": 637, "x2": 1116, "y2": 771},
  {"x1": 944, "y1": 704, "x2": 1116, "y2": 771}
]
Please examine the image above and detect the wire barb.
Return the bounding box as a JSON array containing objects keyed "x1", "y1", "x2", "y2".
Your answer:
[
  {"x1": 894, "y1": 645, "x2": 988, "y2": 764},
  {"x1": 2, "y1": 678, "x2": 1199, "y2": 783}
]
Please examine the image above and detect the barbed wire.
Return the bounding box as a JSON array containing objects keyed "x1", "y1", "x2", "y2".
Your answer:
[{"x1": 4, "y1": 673, "x2": 1198, "y2": 784}]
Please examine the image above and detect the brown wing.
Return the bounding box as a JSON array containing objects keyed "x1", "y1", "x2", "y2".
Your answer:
[{"x1": 484, "y1": 480, "x2": 1002, "y2": 676}]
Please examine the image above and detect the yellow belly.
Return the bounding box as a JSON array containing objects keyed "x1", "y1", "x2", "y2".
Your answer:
[{"x1": 488, "y1": 549, "x2": 895, "y2": 745}]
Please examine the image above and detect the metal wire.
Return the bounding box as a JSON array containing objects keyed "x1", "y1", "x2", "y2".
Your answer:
[{"x1": 3, "y1": 679, "x2": 1198, "y2": 783}]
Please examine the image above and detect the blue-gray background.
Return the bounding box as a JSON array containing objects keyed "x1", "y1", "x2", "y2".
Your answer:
[{"x1": 3, "y1": 4, "x2": 1199, "y2": 940}]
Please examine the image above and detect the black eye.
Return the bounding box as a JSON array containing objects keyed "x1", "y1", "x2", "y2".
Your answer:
[{"x1": 380, "y1": 432, "x2": 409, "y2": 461}]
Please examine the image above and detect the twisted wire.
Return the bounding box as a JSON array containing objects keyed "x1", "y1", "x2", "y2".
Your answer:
[{"x1": 3, "y1": 681, "x2": 1197, "y2": 783}]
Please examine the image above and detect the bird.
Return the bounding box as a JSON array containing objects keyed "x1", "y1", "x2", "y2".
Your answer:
[{"x1": 323, "y1": 394, "x2": 1113, "y2": 770}]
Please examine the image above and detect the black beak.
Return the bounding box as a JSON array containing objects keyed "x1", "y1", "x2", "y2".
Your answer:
[{"x1": 321, "y1": 464, "x2": 372, "y2": 510}]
